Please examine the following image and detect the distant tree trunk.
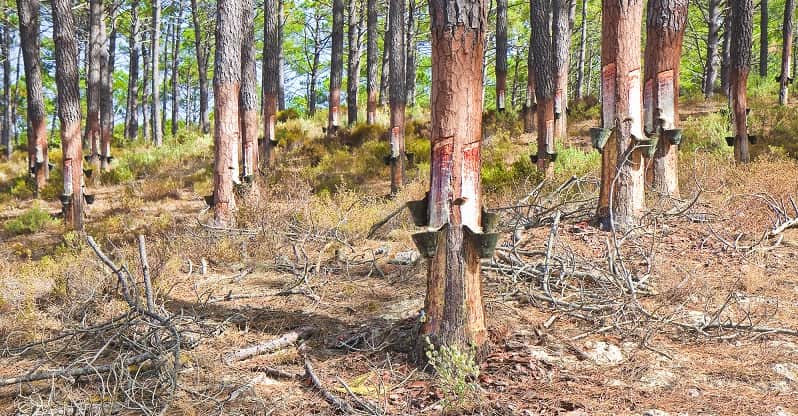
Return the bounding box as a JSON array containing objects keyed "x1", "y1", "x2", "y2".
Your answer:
[
  {"x1": 760, "y1": 0, "x2": 768, "y2": 77},
  {"x1": 366, "y1": 0, "x2": 378, "y2": 123},
  {"x1": 389, "y1": 0, "x2": 405, "y2": 194},
  {"x1": 100, "y1": 16, "x2": 117, "y2": 172},
  {"x1": 213, "y1": 0, "x2": 244, "y2": 225},
  {"x1": 530, "y1": 0, "x2": 555, "y2": 175},
  {"x1": 240, "y1": 0, "x2": 258, "y2": 180},
  {"x1": 379, "y1": 17, "x2": 390, "y2": 107},
  {"x1": 523, "y1": 31, "x2": 536, "y2": 133},
  {"x1": 125, "y1": 0, "x2": 140, "y2": 140},
  {"x1": 1, "y1": 0, "x2": 10, "y2": 159},
  {"x1": 308, "y1": 16, "x2": 321, "y2": 116},
  {"x1": 405, "y1": 0, "x2": 417, "y2": 106},
  {"x1": 190, "y1": 0, "x2": 210, "y2": 133},
  {"x1": 141, "y1": 40, "x2": 151, "y2": 142},
  {"x1": 18, "y1": 0, "x2": 48, "y2": 193},
  {"x1": 780, "y1": 0, "x2": 795, "y2": 105},
  {"x1": 721, "y1": 12, "x2": 731, "y2": 96},
  {"x1": 644, "y1": 0, "x2": 687, "y2": 198},
  {"x1": 160, "y1": 18, "x2": 169, "y2": 134},
  {"x1": 703, "y1": 0, "x2": 721, "y2": 98},
  {"x1": 552, "y1": 0, "x2": 574, "y2": 140},
  {"x1": 347, "y1": 0, "x2": 362, "y2": 125},
  {"x1": 418, "y1": 0, "x2": 488, "y2": 361},
  {"x1": 575, "y1": 0, "x2": 588, "y2": 99},
  {"x1": 87, "y1": 0, "x2": 104, "y2": 173},
  {"x1": 278, "y1": 0, "x2": 286, "y2": 110},
  {"x1": 731, "y1": 0, "x2": 753, "y2": 163},
  {"x1": 510, "y1": 48, "x2": 520, "y2": 107},
  {"x1": 52, "y1": 0, "x2": 84, "y2": 230},
  {"x1": 598, "y1": 0, "x2": 647, "y2": 229},
  {"x1": 171, "y1": 0, "x2": 183, "y2": 135},
  {"x1": 496, "y1": 0, "x2": 507, "y2": 111},
  {"x1": 262, "y1": 0, "x2": 279, "y2": 167},
  {"x1": 329, "y1": 0, "x2": 345, "y2": 135},
  {"x1": 152, "y1": 0, "x2": 163, "y2": 146}
]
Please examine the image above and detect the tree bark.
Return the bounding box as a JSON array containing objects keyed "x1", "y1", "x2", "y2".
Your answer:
[
  {"x1": 100, "y1": 14, "x2": 117, "y2": 172},
  {"x1": 142, "y1": 40, "x2": 151, "y2": 142},
  {"x1": 721, "y1": 12, "x2": 731, "y2": 97},
  {"x1": 496, "y1": 0, "x2": 508, "y2": 111},
  {"x1": 598, "y1": 0, "x2": 647, "y2": 229},
  {"x1": 190, "y1": 0, "x2": 210, "y2": 133},
  {"x1": 347, "y1": 0, "x2": 362, "y2": 125},
  {"x1": 731, "y1": 0, "x2": 753, "y2": 163},
  {"x1": 405, "y1": 0, "x2": 417, "y2": 106},
  {"x1": 575, "y1": 0, "x2": 587, "y2": 99},
  {"x1": 262, "y1": 0, "x2": 279, "y2": 166},
  {"x1": 366, "y1": 0, "x2": 378, "y2": 123},
  {"x1": 1, "y1": 0, "x2": 10, "y2": 159},
  {"x1": 52, "y1": 0, "x2": 84, "y2": 230},
  {"x1": 418, "y1": 0, "x2": 489, "y2": 361},
  {"x1": 703, "y1": 0, "x2": 721, "y2": 99},
  {"x1": 240, "y1": 0, "x2": 259, "y2": 180},
  {"x1": 552, "y1": 0, "x2": 574, "y2": 140},
  {"x1": 780, "y1": 0, "x2": 795, "y2": 105},
  {"x1": 152, "y1": 0, "x2": 163, "y2": 146},
  {"x1": 329, "y1": 0, "x2": 345, "y2": 135},
  {"x1": 379, "y1": 16, "x2": 390, "y2": 107},
  {"x1": 18, "y1": 0, "x2": 49, "y2": 194},
  {"x1": 171, "y1": 0, "x2": 183, "y2": 135},
  {"x1": 213, "y1": 0, "x2": 244, "y2": 225},
  {"x1": 530, "y1": 0, "x2": 555, "y2": 175},
  {"x1": 278, "y1": 0, "x2": 286, "y2": 110},
  {"x1": 523, "y1": 30, "x2": 536, "y2": 133},
  {"x1": 644, "y1": 0, "x2": 688, "y2": 198},
  {"x1": 389, "y1": 0, "x2": 405, "y2": 194},
  {"x1": 87, "y1": 0, "x2": 104, "y2": 173},
  {"x1": 125, "y1": 0, "x2": 140, "y2": 141},
  {"x1": 760, "y1": 0, "x2": 768, "y2": 77}
]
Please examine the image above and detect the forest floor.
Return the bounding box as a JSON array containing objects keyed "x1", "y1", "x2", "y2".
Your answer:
[{"x1": 1, "y1": 96, "x2": 798, "y2": 415}]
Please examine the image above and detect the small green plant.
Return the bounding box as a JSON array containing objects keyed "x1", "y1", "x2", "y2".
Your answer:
[
  {"x1": 4, "y1": 206, "x2": 56, "y2": 235},
  {"x1": 425, "y1": 337, "x2": 481, "y2": 412}
]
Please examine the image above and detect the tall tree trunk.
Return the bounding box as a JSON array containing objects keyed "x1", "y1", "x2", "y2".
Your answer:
[
  {"x1": 190, "y1": 0, "x2": 210, "y2": 133},
  {"x1": 552, "y1": 0, "x2": 574, "y2": 140},
  {"x1": 262, "y1": 0, "x2": 279, "y2": 167},
  {"x1": 171, "y1": 0, "x2": 183, "y2": 135},
  {"x1": 721, "y1": 12, "x2": 731, "y2": 97},
  {"x1": 213, "y1": 0, "x2": 244, "y2": 225},
  {"x1": 523, "y1": 30, "x2": 536, "y2": 133},
  {"x1": 780, "y1": 0, "x2": 795, "y2": 105},
  {"x1": 278, "y1": 0, "x2": 286, "y2": 110},
  {"x1": 87, "y1": 0, "x2": 104, "y2": 173},
  {"x1": 125, "y1": 0, "x2": 140, "y2": 141},
  {"x1": 731, "y1": 0, "x2": 754, "y2": 163},
  {"x1": 100, "y1": 15, "x2": 117, "y2": 172},
  {"x1": 760, "y1": 0, "x2": 768, "y2": 77},
  {"x1": 52, "y1": 0, "x2": 84, "y2": 231},
  {"x1": 379, "y1": 16, "x2": 390, "y2": 107},
  {"x1": 510, "y1": 48, "x2": 520, "y2": 107},
  {"x1": 405, "y1": 0, "x2": 417, "y2": 106},
  {"x1": 703, "y1": 0, "x2": 721, "y2": 99},
  {"x1": 575, "y1": 0, "x2": 588, "y2": 99},
  {"x1": 142, "y1": 40, "x2": 151, "y2": 142},
  {"x1": 308, "y1": 18, "x2": 321, "y2": 116},
  {"x1": 1, "y1": 0, "x2": 10, "y2": 159},
  {"x1": 241, "y1": 0, "x2": 258, "y2": 180},
  {"x1": 496, "y1": 0, "x2": 507, "y2": 111},
  {"x1": 366, "y1": 0, "x2": 378, "y2": 123},
  {"x1": 347, "y1": 0, "x2": 362, "y2": 125},
  {"x1": 598, "y1": 0, "x2": 647, "y2": 229},
  {"x1": 152, "y1": 0, "x2": 163, "y2": 146},
  {"x1": 160, "y1": 17, "x2": 169, "y2": 135},
  {"x1": 644, "y1": 0, "x2": 687, "y2": 198},
  {"x1": 329, "y1": 0, "x2": 345, "y2": 135},
  {"x1": 389, "y1": 0, "x2": 405, "y2": 194},
  {"x1": 418, "y1": 0, "x2": 489, "y2": 360},
  {"x1": 18, "y1": 0, "x2": 49, "y2": 193},
  {"x1": 530, "y1": 0, "x2": 555, "y2": 175}
]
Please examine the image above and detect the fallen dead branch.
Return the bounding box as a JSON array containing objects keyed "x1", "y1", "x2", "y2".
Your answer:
[
  {"x1": 224, "y1": 326, "x2": 316, "y2": 364},
  {"x1": 304, "y1": 357, "x2": 355, "y2": 414}
]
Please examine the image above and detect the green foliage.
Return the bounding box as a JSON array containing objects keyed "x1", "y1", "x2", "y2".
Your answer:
[
  {"x1": 4, "y1": 206, "x2": 56, "y2": 236},
  {"x1": 680, "y1": 111, "x2": 732, "y2": 156},
  {"x1": 553, "y1": 146, "x2": 600, "y2": 177},
  {"x1": 568, "y1": 96, "x2": 600, "y2": 122},
  {"x1": 425, "y1": 338, "x2": 481, "y2": 412},
  {"x1": 277, "y1": 108, "x2": 301, "y2": 122},
  {"x1": 341, "y1": 123, "x2": 386, "y2": 147}
]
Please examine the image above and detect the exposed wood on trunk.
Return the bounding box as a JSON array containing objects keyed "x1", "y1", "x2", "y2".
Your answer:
[
  {"x1": 329, "y1": 0, "x2": 345, "y2": 135},
  {"x1": 263, "y1": 0, "x2": 279, "y2": 167},
  {"x1": 575, "y1": 0, "x2": 588, "y2": 99},
  {"x1": 703, "y1": 0, "x2": 721, "y2": 99},
  {"x1": 240, "y1": 0, "x2": 259, "y2": 180},
  {"x1": 366, "y1": 0, "x2": 378, "y2": 123},
  {"x1": 152, "y1": 0, "x2": 163, "y2": 146},
  {"x1": 52, "y1": 0, "x2": 84, "y2": 231},
  {"x1": 419, "y1": 0, "x2": 488, "y2": 360},
  {"x1": 347, "y1": 0, "x2": 363, "y2": 125},
  {"x1": 780, "y1": 0, "x2": 795, "y2": 105},
  {"x1": 18, "y1": 0, "x2": 49, "y2": 194},
  {"x1": 190, "y1": 0, "x2": 210, "y2": 133},
  {"x1": 730, "y1": 0, "x2": 754, "y2": 163},
  {"x1": 644, "y1": 0, "x2": 688, "y2": 198},
  {"x1": 213, "y1": 0, "x2": 244, "y2": 225},
  {"x1": 530, "y1": 0, "x2": 555, "y2": 175},
  {"x1": 496, "y1": 0, "x2": 508, "y2": 111},
  {"x1": 598, "y1": 0, "x2": 647, "y2": 229},
  {"x1": 125, "y1": 0, "x2": 140, "y2": 141},
  {"x1": 389, "y1": 0, "x2": 406, "y2": 194}
]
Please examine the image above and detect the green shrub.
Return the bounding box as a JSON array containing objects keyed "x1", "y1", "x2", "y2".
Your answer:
[
  {"x1": 680, "y1": 111, "x2": 732, "y2": 156},
  {"x1": 276, "y1": 108, "x2": 300, "y2": 122},
  {"x1": 341, "y1": 123, "x2": 386, "y2": 147},
  {"x1": 4, "y1": 206, "x2": 56, "y2": 235},
  {"x1": 425, "y1": 338, "x2": 481, "y2": 412}
]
